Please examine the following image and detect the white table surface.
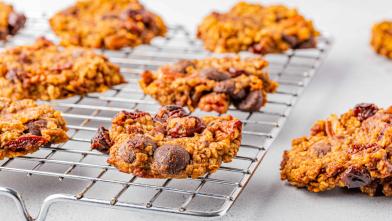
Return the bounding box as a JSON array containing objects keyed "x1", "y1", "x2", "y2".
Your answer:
[{"x1": 1, "y1": 0, "x2": 392, "y2": 220}]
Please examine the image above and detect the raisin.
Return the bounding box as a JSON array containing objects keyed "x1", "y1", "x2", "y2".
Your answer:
[
  {"x1": 170, "y1": 60, "x2": 195, "y2": 74},
  {"x1": 3, "y1": 135, "x2": 48, "y2": 152},
  {"x1": 199, "y1": 68, "x2": 230, "y2": 81},
  {"x1": 167, "y1": 116, "x2": 206, "y2": 138},
  {"x1": 353, "y1": 103, "x2": 379, "y2": 121},
  {"x1": 341, "y1": 166, "x2": 371, "y2": 188},
  {"x1": 153, "y1": 144, "x2": 190, "y2": 174},
  {"x1": 154, "y1": 105, "x2": 188, "y2": 122},
  {"x1": 91, "y1": 126, "x2": 112, "y2": 154},
  {"x1": 26, "y1": 119, "x2": 47, "y2": 136},
  {"x1": 234, "y1": 90, "x2": 264, "y2": 112}
]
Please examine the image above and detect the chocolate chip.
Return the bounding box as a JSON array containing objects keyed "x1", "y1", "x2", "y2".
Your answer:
[
  {"x1": 26, "y1": 119, "x2": 47, "y2": 136},
  {"x1": 199, "y1": 68, "x2": 230, "y2": 82},
  {"x1": 234, "y1": 90, "x2": 264, "y2": 112},
  {"x1": 154, "y1": 144, "x2": 190, "y2": 174},
  {"x1": 154, "y1": 105, "x2": 188, "y2": 122},
  {"x1": 118, "y1": 134, "x2": 157, "y2": 163},
  {"x1": 91, "y1": 126, "x2": 112, "y2": 154},
  {"x1": 297, "y1": 38, "x2": 316, "y2": 49},
  {"x1": 118, "y1": 140, "x2": 137, "y2": 163},
  {"x1": 228, "y1": 68, "x2": 249, "y2": 77},
  {"x1": 341, "y1": 166, "x2": 371, "y2": 189},
  {"x1": 7, "y1": 12, "x2": 26, "y2": 35},
  {"x1": 311, "y1": 141, "x2": 331, "y2": 156},
  {"x1": 353, "y1": 103, "x2": 379, "y2": 121},
  {"x1": 214, "y1": 79, "x2": 247, "y2": 100},
  {"x1": 167, "y1": 116, "x2": 206, "y2": 138},
  {"x1": 282, "y1": 34, "x2": 300, "y2": 48},
  {"x1": 170, "y1": 60, "x2": 195, "y2": 74}
]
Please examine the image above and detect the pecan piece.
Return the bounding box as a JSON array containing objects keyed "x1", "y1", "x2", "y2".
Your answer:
[
  {"x1": 91, "y1": 126, "x2": 112, "y2": 154},
  {"x1": 199, "y1": 67, "x2": 230, "y2": 82},
  {"x1": 167, "y1": 116, "x2": 206, "y2": 138},
  {"x1": 170, "y1": 60, "x2": 195, "y2": 74},
  {"x1": 26, "y1": 119, "x2": 47, "y2": 136},
  {"x1": 118, "y1": 134, "x2": 157, "y2": 163},
  {"x1": 234, "y1": 90, "x2": 264, "y2": 112}
]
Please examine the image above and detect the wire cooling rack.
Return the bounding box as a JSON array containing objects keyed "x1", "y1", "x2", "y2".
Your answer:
[{"x1": 0, "y1": 17, "x2": 332, "y2": 221}]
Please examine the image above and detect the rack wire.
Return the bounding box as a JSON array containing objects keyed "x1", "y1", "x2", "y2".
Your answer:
[{"x1": 0, "y1": 16, "x2": 332, "y2": 220}]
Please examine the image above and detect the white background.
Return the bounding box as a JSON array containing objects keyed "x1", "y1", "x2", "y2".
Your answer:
[{"x1": 1, "y1": 0, "x2": 392, "y2": 220}]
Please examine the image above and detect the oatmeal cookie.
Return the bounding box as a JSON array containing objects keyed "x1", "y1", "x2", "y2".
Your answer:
[
  {"x1": 371, "y1": 20, "x2": 392, "y2": 59},
  {"x1": 49, "y1": 0, "x2": 167, "y2": 50},
  {"x1": 139, "y1": 56, "x2": 278, "y2": 114},
  {"x1": 0, "y1": 1, "x2": 26, "y2": 40},
  {"x1": 281, "y1": 103, "x2": 392, "y2": 196},
  {"x1": 91, "y1": 105, "x2": 242, "y2": 178},
  {"x1": 197, "y1": 2, "x2": 319, "y2": 54},
  {"x1": 0, "y1": 37, "x2": 125, "y2": 100},
  {"x1": 0, "y1": 98, "x2": 68, "y2": 159}
]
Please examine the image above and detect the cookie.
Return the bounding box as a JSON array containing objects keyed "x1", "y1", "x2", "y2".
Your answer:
[
  {"x1": 50, "y1": 0, "x2": 167, "y2": 50},
  {"x1": 91, "y1": 105, "x2": 242, "y2": 178},
  {"x1": 0, "y1": 98, "x2": 68, "y2": 159},
  {"x1": 197, "y1": 2, "x2": 319, "y2": 54},
  {"x1": 371, "y1": 20, "x2": 392, "y2": 59},
  {"x1": 139, "y1": 56, "x2": 278, "y2": 114},
  {"x1": 281, "y1": 103, "x2": 392, "y2": 196},
  {"x1": 0, "y1": 37, "x2": 125, "y2": 100}
]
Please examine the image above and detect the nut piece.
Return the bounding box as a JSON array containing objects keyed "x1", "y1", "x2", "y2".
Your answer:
[
  {"x1": 310, "y1": 141, "x2": 331, "y2": 156},
  {"x1": 341, "y1": 166, "x2": 371, "y2": 189},
  {"x1": 199, "y1": 68, "x2": 230, "y2": 82},
  {"x1": 167, "y1": 116, "x2": 206, "y2": 138},
  {"x1": 91, "y1": 126, "x2": 112, "y2": 154},
  {"x1": 154, "y1": 105, "x2": 188, "y2": 122},
  {"x1": 7, "y1": 12, "x2": 26, "y2": 35},
  {"x1": 154, "y1": 144, "x2": 190, "y2": 174},
  {"x1": 234, "y1": 90, "x2": 264, "y2": 112},
  {"x1": 26, "y1": 119, "x2": 47, "y2": 136},
  {"x1": 353, "y1": 103, "x2": 379, "y2": 121}
]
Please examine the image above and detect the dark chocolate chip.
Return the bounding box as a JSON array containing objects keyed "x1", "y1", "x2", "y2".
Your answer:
[
  {"x1": 214, "y1": 79, "x2": 247, "y2": 100},
  {"x1": 341, "y1": 166, "x2": 371, "y2": 189},
  {"x1": 228, "y1": 68, "x2": 249, "y2": 77},
  {"x1": 170, "y1": 60, "x2": 195, "y2": 74},
  {"x1": 167, "y1": 116, "x2": 206, "y2": 138},
  {"x1": 118, "y1": 140, "x2": 137, "y2": 163},
  {"x1": 353, "y1": 103, "x2": 379, "y2": 122},
  {"x1": 234, "y1": 90, "x2": 264, "y2": 112},
  {"x1": 154, "y1": 105, "x2": 188, "y2": 122},
  {"x1": 7, "y1": 12, "x2": 26, "y2": 35},
  {"x1": 199, "y1": 68, "x2": 230, "y2": 82},
  {"x1": 311, "y1": 141, "x2": 331, "y2": 156},
  {"x1": 26, "y1": 119, "x2": 47, "y2": 136},
  {"x1": 282, "y1": 34, "x2": 300, "y2": 48},
  {"x1": 91, "y1": 126, "x2": 112, "y2": 154},
  {"x1": 154, "y1": 144, "x2": 190, "y2": 174}
]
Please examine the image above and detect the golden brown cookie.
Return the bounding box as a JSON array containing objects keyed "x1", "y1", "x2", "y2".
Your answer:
[
  {"x1": 0, "y1": 37, "x2": 125, "y2": 100},
  {"x1": 371, "y1": 20, "x2": 392, "y2": 59},
  {"x1": 49, "y1": 0, "x2": 167, "y2": 50},
  {"x1": 91, "y1": 105, "x2": 242, "y2": 178},
  {"x1": 0, "y1": 98, "x2": 68, "y2": 159},
  {"x1": 0, "y1": 1, "x2": 26, "y2": 40},
  {"x1": 139, "y1": 56, "x2": 278, "y2": 114},
  {"x1": 197, "y1": 2, "x2": 319, "y2": 54},
  {"x1": 281, "y1": 103, "x2": 392, "y2": 196}
]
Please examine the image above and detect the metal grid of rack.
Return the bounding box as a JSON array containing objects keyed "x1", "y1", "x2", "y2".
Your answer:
[{"x1": 0, "y1": 17, "x2": 332, "y2": 220}]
